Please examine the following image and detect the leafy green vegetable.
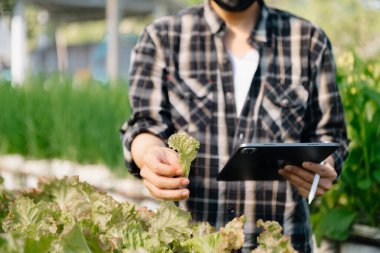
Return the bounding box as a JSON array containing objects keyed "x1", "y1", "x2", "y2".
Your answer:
[
  {"x1": 0, "y1": 176, "x2": 245, "y2": 252},
  {"x1": 2, "y1": 197, "x2": 60, "y2": 240},
  {"x1": 149, "y1": 201, "x2": 193, "y2": 244},
  {"x1": 0, "y1": 133, "x2": 246, "y2": 252},
  {"x1": 251, "y1": 219, "x2": 297, "y2": 253},
  {"x1": 0, "y1": 177, "x2": 15, "y2": 232},
  {"x1": 180, "y1": 216, "x2": 246, "y2": 253},
  {"x1": 220, "y1": 215, "x2": 246, "y2": 251},
  {"x1": 180, "y1": 232, "x2": 223, "y2": 252},
  {"x1": 56, "y1": 224, "x2": 92, "y2": 253},
  {"x1": 168, "y1": 131, "x2": 200, "y2": 177}
]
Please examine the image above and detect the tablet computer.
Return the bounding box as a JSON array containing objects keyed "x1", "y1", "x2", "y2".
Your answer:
[{"x1": 217, "y1": 142, "x2": 339, "y2": 181}]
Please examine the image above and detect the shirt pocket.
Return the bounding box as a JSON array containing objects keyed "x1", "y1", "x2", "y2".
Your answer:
[
  {"x1": 260, "y1": 80, "x2": 309, "y2": 141},
  {"x1": 167, "y1": 75, "x2": 215, "y2": 133}
]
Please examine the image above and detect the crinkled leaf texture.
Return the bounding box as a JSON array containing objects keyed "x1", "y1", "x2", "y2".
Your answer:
[
  {"x1": 52, "y1": 224, "x2": 92, "y2": 253},
  {"x1": 251, "y1": 219, "x2": 297, "y2": 253},
  {"x1": 2, "y1": 197, "x2": 60, "y2": 240},
  {"x1": 149, "y1": 201, "x2": 193, "y2": 244},
  {"x1": 0, "y1": 176, "x2": 246, "y2": 253},
  {"x1": 168, "y1": 131, "x2": 200, "y2": 177},
  {"x1": 181, "y1": 216, "x2": 246, "y2": 253}
]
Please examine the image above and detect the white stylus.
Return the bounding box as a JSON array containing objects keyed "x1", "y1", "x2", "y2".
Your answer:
[{"x1": 308, "y1": 161, "x2": 325, "y2": 205}]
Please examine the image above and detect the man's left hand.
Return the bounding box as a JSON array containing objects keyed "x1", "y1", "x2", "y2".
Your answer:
[{"x1": 278, "y1": 156, "x2": 337, "y2": 198}]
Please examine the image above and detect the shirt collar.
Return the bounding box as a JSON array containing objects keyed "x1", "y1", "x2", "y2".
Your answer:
[{"x1": 203, "y1": 0, "x2": 272, "y2": 45}]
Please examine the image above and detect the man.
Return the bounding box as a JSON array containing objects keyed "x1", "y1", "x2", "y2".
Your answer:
[{"x1": 121, "y1": 0, "x2": 348, "y2": 252}]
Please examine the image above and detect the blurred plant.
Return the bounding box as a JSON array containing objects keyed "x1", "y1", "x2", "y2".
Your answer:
[
  {"x1": 183, "y1": 0, "x2": 380, "y2": 60},
  {"x1": 312, "y1": 52, "x2": 380, "y2": 244},
  {"x1": 182, "y1": 0, "x2": 203, "y2": 5},
  {"x1": 0, "y1": 74, "x2": 131, "y2": 175},
  {"x1": 266, "y1": 0, "x2": 380, "y2": 60},
  {"x1": 0, "y1": 0, "x2": 15, "y2": 16}
]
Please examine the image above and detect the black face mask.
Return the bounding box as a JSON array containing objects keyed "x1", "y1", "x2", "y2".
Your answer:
[{"x1": 213, "y1": 0, "x2": 258, "y2": 12}]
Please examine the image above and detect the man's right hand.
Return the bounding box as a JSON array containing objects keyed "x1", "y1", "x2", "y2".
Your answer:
[{"x1": 140, "y1": 146, "x2": 190, "y2": 201}]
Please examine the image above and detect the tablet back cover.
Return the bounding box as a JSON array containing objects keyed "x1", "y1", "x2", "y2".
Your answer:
[{"x1": 217, "y1": 143, "x2": 339, "y2": 181}]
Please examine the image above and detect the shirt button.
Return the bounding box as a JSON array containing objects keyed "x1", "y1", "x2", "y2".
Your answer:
[
  {"x1": 281, "y1": 98, "x2": 289, "y2": 107},
  {"x1": 188, "y1": 123, "x2": 197, "y2": 132},
  {"x1": 239, "y1": 133, "x2": 244, "y2": 140},
  {"x1": 226, "y1": 92, "x2": 233, "y2": 100},
  {"x1": 228, "y1": 207, "x2": 235, "y2": 214}
]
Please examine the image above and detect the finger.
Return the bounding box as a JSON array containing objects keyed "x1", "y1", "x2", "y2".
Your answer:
[
  {"x1": 165, "y1": 149, "x2": 183, "y2": 176},
  {"x1": 280, "y1": 169, "x2": 309, "y2": 198},
  {"x1": 279, "y1": 169, "x2": 312, "y2": 196},
  {"x1": 140, "y1": 166, "x2": 189, "y2": 189},
  {"x1": 290, "y1": 165, "x2": 333, "y2": 192},
  {"x1": 316, "y1": 178, "x2": 333, "y2": 192},
  {"x1": 302, "y1": 162, "x2": 337, "y2": 179},
  {"x1": 316, "y1": 186, "x2": 326, "y2": 196},
  {"x1": 279, "y1": 169, "x2": 330, "y2": 198},
  {"x1": 143, "y1": 179, "x2": 190, "y2": 201},
  {"x1": 143, "y1": 152, "x2": 179, "y2": 177},
  {"x1": 295, "y1": 186, "x2": 309, "y2": 198},
  {"x1": 283, "y1": 165, "x2": 315, "y2": 184},
  {"x1": 158, "y1": 148, "x2": 180, "y2": 166}
]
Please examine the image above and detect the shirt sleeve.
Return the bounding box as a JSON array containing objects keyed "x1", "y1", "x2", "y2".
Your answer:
[
  {"x1": 302, "y1": 29, "x2": 349, "y2": 177},
  {"x1": 120, "y1": 26, "x2": 175, "y2": 178}
]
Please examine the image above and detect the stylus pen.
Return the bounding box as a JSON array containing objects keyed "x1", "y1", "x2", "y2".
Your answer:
[{"x1": 308, "y1": 161, "x2": 325, "y2": 205}]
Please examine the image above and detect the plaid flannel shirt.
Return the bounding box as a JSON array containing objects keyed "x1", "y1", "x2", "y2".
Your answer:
[{"x1": 121, "y1": 1, "x2": 348, "y2": 252}]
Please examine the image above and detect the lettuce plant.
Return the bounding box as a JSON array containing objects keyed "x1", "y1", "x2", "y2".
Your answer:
[
  {"x1": 0, "y1": 132, "x2": 297, "y2": 252},
  {"x1": 251, "y1": 219, "x2": 297, "y2": 253},
  {"x1": 0, "y1": 176, "x2": 245, "y2": 252}
]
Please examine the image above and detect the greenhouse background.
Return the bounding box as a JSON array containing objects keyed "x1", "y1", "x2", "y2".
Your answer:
[{"x1": 0, "y1": 0, "x2": 379, "y2": 252}]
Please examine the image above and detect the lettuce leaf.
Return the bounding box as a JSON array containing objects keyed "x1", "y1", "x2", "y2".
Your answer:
[
  {"x1": 35, "y1": 176, "x2": 93, "y2": 220},
  {"x1": 180, "y1": 232, "x2": 224, "y2": 252},
  {"x1": 219, "y1": 215, "x2": 246, "y2": 251},
  {"x1": 1, "y1": 197, "x2": 60, "y2": 253},
  {"x1": 190, "y1": 221, "x2": 215, "y2": 237},
  {"x1": 54, "y1": 224, "x2": 92, "y2": 253},
  {"x1": 180, "y1": 216, "x2": 246, "y2": 253},
  {"x1": 2, "y1": 197, "x2": 60, "y2": 240},
  {"x1": 148, "y1": 201, "x2": 192, "y2": 244},
  {"x1": 0, "y1": 174, "x2": 246, "y2": 253},
  {"x1": 0, "y1": 233, "x2": 24, "y2": 253},
  {"x1": 168, "y1": 132, "x2": 200, "y2": 177},
  {"x1": 251, "y1": 219, "x2": 297, "y2": 253},
  {"x1": 0, "y1": 177, "x2": 15, "y2": 232}
]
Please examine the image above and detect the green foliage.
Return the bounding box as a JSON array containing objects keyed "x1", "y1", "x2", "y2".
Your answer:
[
  {"x1": 184, "y1": 0, "x2": 380, "y2": 59},
  {"x1": 0, "y1": 75, "x2": 131, "y2": 175},
  {"x1": 266, "y1": 0, "x2": 380, "y2": 60},
  {"x1": 0, "y1": 0, "x2": 15, "y2": 15},
  {"x1": 168, "y1": 131, "x2": 200, "y2": 177},
  {"x1": 312, "y1": 52, "x2": 380, "y2": 244},
  {"x1": 181, "y1": 0, "x2": 203, "y2": 6},
  {"x1": 251, "y1": 219, "x2": 297, "y2": 253},
  {"x1": 313, "y1": 208, "x2": 357, "y2": 243},
  {"x1": 0, "y1": 177, "x2": 15, "y2": 232},
  {"x1": 0, "y1": 176, "x2": 246, "y2": 252}
]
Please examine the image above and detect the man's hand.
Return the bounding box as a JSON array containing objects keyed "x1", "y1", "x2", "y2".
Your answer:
[
  {"x1": 278, "y1": 156, "x2": 337, "y2": 198},
  {"x1": 140, "y1": 146, "x2": 190, "y2": 201}
]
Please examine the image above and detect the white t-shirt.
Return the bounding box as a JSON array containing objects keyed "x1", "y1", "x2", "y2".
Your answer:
[{"x1": 228, "y1": 48, "x2": 260, "y2": 116}]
